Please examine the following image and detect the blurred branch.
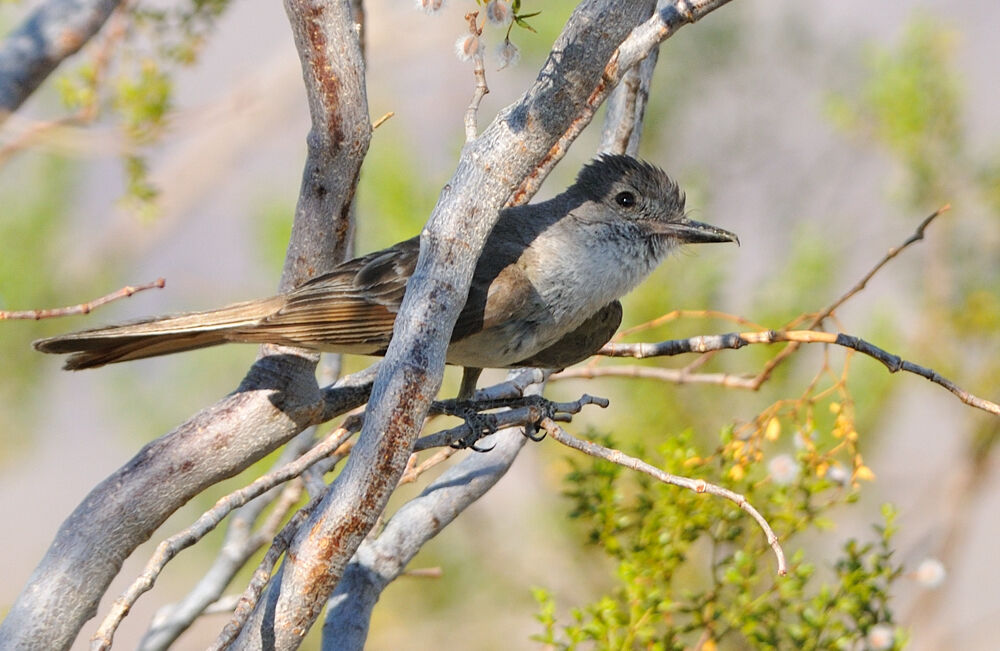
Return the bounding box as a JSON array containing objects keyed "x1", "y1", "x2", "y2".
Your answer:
[
  {"x1": 554, "y1": 364, "x2": 757, "y2": 388},
  {"x1": 0, "y1": 0, "x2": 122, "y2": 121},
  {"x1": 0, "y1": 5, "x2": 125, "y2": 162},
  {"x1": 0, "y1": 277, "x2": 164, "y2": 320},
  {"x1": 600, "y1": 39, "x2": 659, "y2": 156},
  {"x1": 540, "y1": 417, "x2": 787, "y2": 576}
]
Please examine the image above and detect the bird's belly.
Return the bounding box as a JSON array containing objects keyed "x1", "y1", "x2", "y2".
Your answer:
[{"x1": 445, "y1": 319, "x2": 555, "y2": 369}]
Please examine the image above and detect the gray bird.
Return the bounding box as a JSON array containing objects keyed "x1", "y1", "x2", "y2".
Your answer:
[{"x1": 34, "y1": 155, "x2": 738, "y2": 376}]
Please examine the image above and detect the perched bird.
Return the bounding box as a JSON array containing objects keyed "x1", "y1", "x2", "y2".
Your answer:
[{"x1": 34, "y1": 155, "x2": 737, "y2": 376}]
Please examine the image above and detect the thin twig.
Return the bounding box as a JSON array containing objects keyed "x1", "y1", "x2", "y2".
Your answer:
[
  {"x1": 0, "y1": 278, "x2": 165, "y2": 320},
  {"x1": 596, "y1": 329, "x2": 999, "y2": 417},
  {"x1": 751, "y1": 205, "x2": 950, "y2": 387},
  {"x1": 401, "y1": 567, "x2": 443, "y2": 579},
  {"x1": 615, "y1": 309, "x2": 768, "y2": 339},
  {"x1": 552, "y1": 364, "x2": 757, "y2": 389},
  {"x1": 541, "y1": 417, "x2": 787, "y2": 576},
  {"x1": 463, "y1": 12, "x2": 488, "y2": 142},
  {"x1": 399, "y1": 448, "x2": 457, "y2": 484},
  {"x1": 90, "y1": 417, "x2": 360, "y2": 650},
  {"x1": 371, "y1": 111, "x2": 394, "y2": 129},
  {"x1": 818, "y1": 205, "x2": 950, "y2": 324}
]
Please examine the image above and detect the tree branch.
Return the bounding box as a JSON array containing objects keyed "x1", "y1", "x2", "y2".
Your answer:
[
  {"x1": 0, "y1": 278, "x2": 164, "y2": 320},
  {"x1": 511, "y1": 0, "x2": 733, "y2": 203},
  {"x1": 91, "y1": 416, "x2": 361, "y2": 650},
  {"x1": 0, "y1": 0, "x2": 371, "y2": 644},
  {"x1": 462, "y1": 12, "x2": 488, "y2": 142},
  {"x1": 596, "y1": 329, "x2": 999, "y2": 416},
  {"x1": 231, "y1": 3, "x2": 675, "y2": 646},
  {"x1": 0, "y1": 0, "x2": 122, "y2": 121},
  {"x1": 751, "y1": 204, "x2": 950, "y2": 387}
]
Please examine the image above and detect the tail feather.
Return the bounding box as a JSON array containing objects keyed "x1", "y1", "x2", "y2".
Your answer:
[{"x1": 33, "y1": 297, "x2": 284, "y2": 370}]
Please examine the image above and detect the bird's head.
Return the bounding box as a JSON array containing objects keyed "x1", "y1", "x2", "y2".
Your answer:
[{"x1": 572, "y1": 154, "x2": 739, "y2": 247}]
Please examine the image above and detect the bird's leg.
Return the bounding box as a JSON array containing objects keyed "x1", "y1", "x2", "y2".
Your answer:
[{"x1": 457, "y1": 366, "x2": 483, "y2": 401}]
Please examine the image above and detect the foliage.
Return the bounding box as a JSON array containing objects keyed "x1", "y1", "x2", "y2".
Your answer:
[
  {"x1": 533, "y1": 429, "x2": 904, "y2": 650},
  {"x1": 52, "y1": 0, "x2": 236, "y2": 212}
]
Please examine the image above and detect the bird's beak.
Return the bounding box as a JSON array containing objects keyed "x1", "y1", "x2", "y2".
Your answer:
[{"x1": 658, "y1": 218, "x2": 739, "y2": 246}]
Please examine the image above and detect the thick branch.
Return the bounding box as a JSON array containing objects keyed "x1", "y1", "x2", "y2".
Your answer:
[
  {"x1": 280, "y1": 0, "x2": 371, "y2": 289},
  {"x1": 0, "y1": 364, "x2": 373, "y2": 651}
]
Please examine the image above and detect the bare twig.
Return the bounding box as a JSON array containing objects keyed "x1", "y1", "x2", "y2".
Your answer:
[
  {"x1": 596, "y1": 329, "x2": 999, "y2": 417},
  {"x1": 541, "y1": 417, "x2": 787, "y2": 576},
  {"x1": 90, "y1": 418, "x2": 360, "y2": 650},
  {"x1": 553, "y1": 364, "x2": 757, "y2": 389},
  {"x1": 371, "y1": 111, "x2": 394, "y2": 130},
  {"x1": 615, "y1": 309, "x2": 768, "y2": 339},
  {"x1": 815, "y1": 205, "x2": 950, "y2": 325},
  {"x1": 138, "y1": 429, "x2": 319, "y2": 650},
  {"x1": 398, "y1": 448, "x2": 457, "y2": 485},
  {"x1": 401, "y1": 567, "x2": 443, "y2": 579},
  {"x1": 752, "y1": 205, "x2": 950, "y2": 387},
  {"x1": 463, "y1": 12, "x2": 489, "y2": 142},
  {"x1": 0, "y1": 278, "x2": 165, "y2": 320}
]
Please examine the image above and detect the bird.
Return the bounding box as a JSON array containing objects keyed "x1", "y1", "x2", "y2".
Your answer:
[{"x1": 33, "y1": 155, "x2": 738, "y2": 380}]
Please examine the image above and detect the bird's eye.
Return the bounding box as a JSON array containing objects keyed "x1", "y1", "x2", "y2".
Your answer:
[{"x1": 615, "y1": 191, "x2": 636, "y2": 208}]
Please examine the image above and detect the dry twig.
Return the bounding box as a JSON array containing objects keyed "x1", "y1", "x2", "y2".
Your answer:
[
  {"x1": 752, "y1": 205, "x2": 950, "y2": 387},
  {"x1": 596, "y1": 329, "x2": 998, "y2": 417},
  {"x1": 463, "y1": 12, "x2": 489, "y2": 142},
  {"x1": 0, "y1": 278, "x2": 165, "y2": 320},
  {"x1": 209, "y1": 497, "x2": 324, "y2": 651}
]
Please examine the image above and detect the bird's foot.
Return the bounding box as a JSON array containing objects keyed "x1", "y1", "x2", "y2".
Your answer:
[{"x1": 432, "y1": 395, "x2": 593, "y2": 451}]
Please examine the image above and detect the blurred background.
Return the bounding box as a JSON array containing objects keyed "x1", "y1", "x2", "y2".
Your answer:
[{"x1": 1, "y1": 0, "x2": 998, "y2": 648}]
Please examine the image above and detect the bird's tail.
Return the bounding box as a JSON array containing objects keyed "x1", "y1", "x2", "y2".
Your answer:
[{"x1": 33, "y1": 297, "x2": 285, "y2": 370}]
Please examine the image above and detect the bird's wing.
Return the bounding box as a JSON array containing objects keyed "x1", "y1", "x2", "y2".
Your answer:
[
  {"x1": 452, "y1": 259, "x2": 539, "y2": 343},
  {"x1": 511, "y1": 300, "x2": 622, "y2": 369},
  {"x1": 231, "y1": 238, "x2": 419, "y2": 352}
]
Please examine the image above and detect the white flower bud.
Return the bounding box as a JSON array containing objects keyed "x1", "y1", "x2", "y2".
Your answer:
[
  {"x1": 415, "y1": 0, "x2": 444, "y2": 15},
  {"x1": 454, "y1": 34, "x2": 481, "y2": 62},
  {"x1": 866, "y1": 624, "x2": 894, "y2": 650},
  {"x1": 914, "y1": 557, "x2": 946, "y2": 589},
  {"x1": 767, "y1": 453, "x2": 799, "y2": 485},
  {"x1": 485, "y1": 0, "x2": 512, "y2": 26},
  {"x1": 496, "y1": 39, "x2": 521, "y2": 69}
]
